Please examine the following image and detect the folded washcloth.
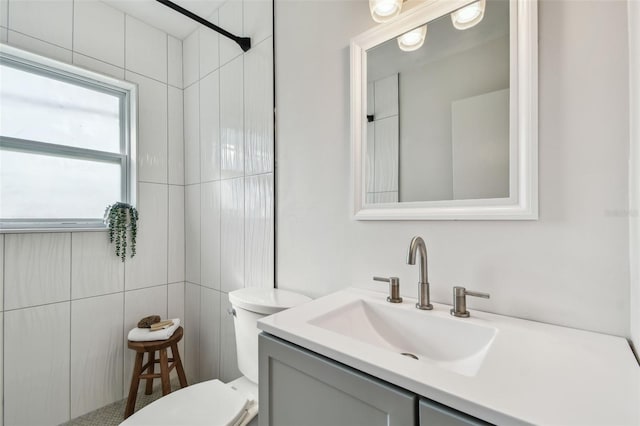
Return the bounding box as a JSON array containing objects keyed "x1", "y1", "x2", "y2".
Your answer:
[
  {"x1": 229, "y1": 399, "x2": 258, "y2": 426},
  {"x1": 127, "y1": 318, "x2": 181, "y2": 342}
]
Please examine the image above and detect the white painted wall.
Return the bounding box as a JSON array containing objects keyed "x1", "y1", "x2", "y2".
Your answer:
[
  {"x1": 0, "y1": 1, "x2": 185, "y2": 424},
  {"x1": 276, "y1": 0, "x2": 632, "y2": 338}
]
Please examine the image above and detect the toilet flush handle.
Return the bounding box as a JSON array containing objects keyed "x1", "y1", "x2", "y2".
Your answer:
[{"x1": 227, "y1": 308, "x2": 236, "y2": 317}]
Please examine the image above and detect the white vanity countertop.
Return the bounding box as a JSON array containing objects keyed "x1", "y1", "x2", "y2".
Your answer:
[{"x1": 258, "y1": 287, "x2": 640, "y2": 426}]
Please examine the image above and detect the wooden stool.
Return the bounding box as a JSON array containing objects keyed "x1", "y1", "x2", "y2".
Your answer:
[{"x1": 125, "y1": 326, "x2": 188, "y2": 418}]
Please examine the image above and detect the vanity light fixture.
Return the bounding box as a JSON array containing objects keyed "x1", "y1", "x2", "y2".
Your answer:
[
  {"x1": 397, "y1": 25, "x2": 427, "y2": 52},
  {"x1": 451, "y1": 0, "x2": 486, "y2": 30},
  {"x1": 369, "y1": 0, "x2": 403, "y2": 23}
]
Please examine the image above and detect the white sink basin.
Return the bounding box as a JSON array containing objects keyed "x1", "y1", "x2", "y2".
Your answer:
[
  {"x1": 308, "y1": 299, "x2": 497, "y2": 376},
  {"x1": 258, "y1": 287, "x2": 640, "y2": 425}
]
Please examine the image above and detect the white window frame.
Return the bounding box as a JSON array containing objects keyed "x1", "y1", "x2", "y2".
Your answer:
[{"x1": 0, "y1": 43, "x2": 137, "y2": 232}]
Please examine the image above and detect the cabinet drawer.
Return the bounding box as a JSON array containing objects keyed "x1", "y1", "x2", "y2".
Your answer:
[{"x1": 420, "y1": 398, "x2": 491, "y2": 426}]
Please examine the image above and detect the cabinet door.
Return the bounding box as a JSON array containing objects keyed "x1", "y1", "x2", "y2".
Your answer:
[
  {"x1": 420, "y1": 398, "x2": 491, "y2": 426},
  {"x1": 259, "y1": 333, "x2": 416, "y2": 426}
]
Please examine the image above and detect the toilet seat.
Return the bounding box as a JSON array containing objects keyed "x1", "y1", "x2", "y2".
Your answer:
[{"x1": 120, "y1": 379, "x2": 256, "y2": 426}]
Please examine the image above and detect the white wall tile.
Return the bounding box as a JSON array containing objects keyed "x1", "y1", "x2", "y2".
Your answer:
[
  {"x1": 126, "y1": 71, "x2": 168, "y2": 184},
  {"x1": 373, "y1": 74, "x2": 399, "y2": 119},
  {"x1": 220, "y1": 56, "x2": 244, "y2": 179},
  {"x1": 168, "y1": 282, "x2": 185, "y2": 319},
  {"x1": 245, "y1": 174, "x2": 274, "y2": 289},
  {"x1": 184, "y1": 82, "x2": 201, "y2": 185},
  {"x1": 168, "y1": 86, "x2": 185, "y2": 185},
  {"x1": 218, "y1": 0, "x2": 243, "y2": 66},
  {"x1": 244, "y1": 0, "x2": 272, "y2": 45},
  {"x1": 374, "y1": 192, "x2": 398, "y2": 203},
  {"x1": 183, "y1": 29, "x2": 199, "y2": 88},
  {"x1": 0, "y1": 26, "x2": 7, "y2": 43},
  {"x1": 7, "y1": 30, "x2": 72, "y2": 63},
  {"x1": 0, "y1": 234, "x2": 4, "y2": 311},
  {"x1": 185, "y1": 184, "x2": 201, "y2": 285},
  {"x1": 73, "y1": 0, "x2": 124, "y2": 67},
  {"x1": 373, "y1": 116, "x2": 399, "y2": 192},
  {"x1": 4, "y1": 302, "x2": 70, "y2": 425},
  {"x1": 199, "y1": 287, "x2": 220, "y2": 380},
  {"x1": 219, "y1": 296, "x2": 242, "y2": 382},
  {"x1": 123, "y1": 285, "x2": 168, "y2": 394},
  {"x1": 8, "y1": 0, "x2": 72, "y2": 49},
  {"x1": 4, "y1": 233, "x2": 70, "y2": 310},
  {"x1": 168, "y1": 35, "x2": 183, "y2": 88},
  {"x1": 71, "y1": 293, "x2": 124, "y2": 418},
  {"x1": 71, "y1": 232, "x2": 124, "y2": 299},
  {"x1": 365, "y1": 193, "x2": 375, "y2": 204},
  {"x1": 72, "y1": 52, "x2": 125, "y2": 79},
  {"x1": 169, "y1": 185, "x2": 185, "y2": 284},
  {"x1": 0, "y1": 0, "x2": 7, "y2": 28},
  {"x1": 366, "y1": 121, "x2": 375, "y2": 193},
  {"x1": 199, "y1": 12, "x2": 219, "y2": 78},
  {"x1": 168, "y1": 281, "x2": 186, "y2": 378},
  {"x1": 200, "y1": 69, "x2": 221, "y2": 182},
  {"x1": 367, "y1": 82, "x2": 374, "y2": 116},
  {"x1": 244, "y1": 38, "x2": 273, "y2": 175},
  {"x1": 201, "y1": 181, "x2": 221, "y2": 290},
  {"x1": 221, "y1": 178, "x2": 244, "y2": 293},
  {"x1": 184, "y1": 282, "x2": 201, "y2": 383},
  {"x1": 0, "y1": 312, "x2": 3, "y2": 426},
  {"x1": 125, "y1": 15, "x2": 167, "y2": 83},
  {"x1": 124, "y1": 183, "x2": 168, "y2": 290}
]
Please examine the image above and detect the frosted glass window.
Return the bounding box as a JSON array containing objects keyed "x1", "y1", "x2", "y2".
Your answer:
[
  {"x1": 0, "y1": 150, "x2": 121, "y2": 219},
  {"x1": 0, "y1": 45, "x2": 136, "y2": 229},
  {"x1": 0, "y1": 64, "x2": 121, "y2": 153}
]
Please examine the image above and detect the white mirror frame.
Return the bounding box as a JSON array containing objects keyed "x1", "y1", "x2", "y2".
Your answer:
[{"x1": 351, "y1": 0, "x2": 538, "y2": 220}]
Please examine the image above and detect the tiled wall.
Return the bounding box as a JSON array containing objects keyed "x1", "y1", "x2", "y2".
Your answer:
[
  {"x1": 181, "y1": 0, "x2": 274, "y2": 384},
  {"x1": 0, "y1": 1, "x2": 185, "y2": 424}
]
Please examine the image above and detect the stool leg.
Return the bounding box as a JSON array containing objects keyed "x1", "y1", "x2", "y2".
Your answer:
[
  {"x1": 145, "y1": 350, "x2": 155, "y2": 395},
  {"x1": 159, "y1": 348, "x2": 171, "y2": 395},
  {"x1": 125, "y1": 352, "x2": 144, "y2": 419},
  {"x1": 171, "y1": 343, "x2": 188, "y2": 388}
]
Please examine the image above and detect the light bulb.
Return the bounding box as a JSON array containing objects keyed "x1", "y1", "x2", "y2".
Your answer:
[
  {"x1": 369, "y1": 0, "x2": 403, "y2": 23},
  {"x1": 451, "y1": 0, "x2": 486, "y2": 30},
  {"x1": 397, "y1": 25, "x2": 427, "y2": 52}
]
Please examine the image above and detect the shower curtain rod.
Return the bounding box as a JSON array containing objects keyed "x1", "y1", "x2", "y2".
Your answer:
[{"x1": 156, "y1": 0, "x2": 251, "y2": 52}]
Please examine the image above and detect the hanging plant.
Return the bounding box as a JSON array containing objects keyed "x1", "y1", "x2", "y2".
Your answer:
[{"x1": 104, "y1": 202, "x2": 139, "y2": 262}]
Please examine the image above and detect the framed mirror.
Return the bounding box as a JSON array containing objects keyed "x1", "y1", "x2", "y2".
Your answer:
[{"x1": 351, "y1": 0, "x2": 537, "y2": 220}]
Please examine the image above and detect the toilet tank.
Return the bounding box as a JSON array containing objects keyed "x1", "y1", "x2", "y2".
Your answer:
[{"x1": 228, "y1": 288, "x2": 311, "y2": 383}]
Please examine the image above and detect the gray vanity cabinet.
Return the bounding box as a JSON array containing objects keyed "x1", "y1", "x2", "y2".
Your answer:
[
  {"x1": 259, "y1": 333, "x2": 491, "y2": 426},
  {"x1": 419, "y1": 398, "x2": 490, "y2": 426},
  {"x1": 258, "y1": 333, "x2": 416, "y2": 426}
]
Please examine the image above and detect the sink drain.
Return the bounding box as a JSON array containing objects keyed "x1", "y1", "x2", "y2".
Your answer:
[{"x1": 400, "y1": 352, "x2": 419, "y2": 360}]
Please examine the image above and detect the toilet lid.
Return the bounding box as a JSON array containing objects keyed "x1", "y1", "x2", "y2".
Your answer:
[
  {"x1": 120, "y1": 380, "x2": 252, "y2": 426},
  {"x1": 229, "y1": 288, "x2": 312, "y2": 314}
]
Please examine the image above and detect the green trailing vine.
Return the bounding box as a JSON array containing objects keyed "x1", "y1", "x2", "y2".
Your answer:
[{"x1": 104, "y1": 202, "x2": 139, "y2": 262}]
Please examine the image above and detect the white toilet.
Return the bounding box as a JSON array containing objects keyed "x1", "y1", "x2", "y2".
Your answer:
[{"x1": 121, "y1": 287, "x2": 311, "y2": 426}]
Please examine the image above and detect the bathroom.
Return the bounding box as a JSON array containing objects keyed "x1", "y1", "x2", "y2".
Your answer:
[{"x1": 0, "y1": 0, "x2": 638, "y2": 424}]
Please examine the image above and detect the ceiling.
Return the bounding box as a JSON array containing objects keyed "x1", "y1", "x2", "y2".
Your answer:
[{"x1": 101, "y1": 0, "x2": 223, "y2": 39}]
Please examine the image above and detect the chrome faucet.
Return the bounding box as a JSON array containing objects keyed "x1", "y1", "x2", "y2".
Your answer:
[{"x1": 406, "y1": 236, "x2": 433, "y2": 310}]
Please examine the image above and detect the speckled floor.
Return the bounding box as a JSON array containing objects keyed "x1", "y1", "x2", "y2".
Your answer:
[{"x1": 62, "y1": 378, "x2": 180, "y2": 426}]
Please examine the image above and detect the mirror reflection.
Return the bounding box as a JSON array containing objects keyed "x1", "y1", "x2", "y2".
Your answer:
[{"x1": 365, "y1": 0, "x2": 510, "y2": 204}]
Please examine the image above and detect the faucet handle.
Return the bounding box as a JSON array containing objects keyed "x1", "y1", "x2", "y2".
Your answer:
[
  {"x1": 463, "y1": 289, "x2": 490, "y2": 299},
  {"x1": 373, "y1": 276, "x2": 403, "y2": 303},
  {"x1": 450, "y1": 286, "x2": 490, "y2": 317}
]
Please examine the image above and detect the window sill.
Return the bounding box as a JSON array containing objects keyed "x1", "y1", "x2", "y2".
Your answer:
[{"x1": 0, "y1": 224, "x2": 108, "y2": 234}]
